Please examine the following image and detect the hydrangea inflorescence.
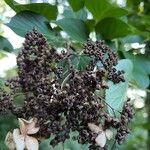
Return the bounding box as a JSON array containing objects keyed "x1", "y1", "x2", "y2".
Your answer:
[{"x1": 0, "y1": 29, "x2": 134, "y2": 150}]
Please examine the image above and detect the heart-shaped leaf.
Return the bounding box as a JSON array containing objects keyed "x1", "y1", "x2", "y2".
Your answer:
[
  {"x1": 106, "y1": 59, "x2": 133, "y2": 116},
  {"x1": 95, "y1": 18, "x2": 132, "y2": 39},
  {"x1": 55, "y1": 18, "x2": 89, "y2": 42},
  {"x1": 6, "y1": 11, "x2": 56, "y2": 41},
  {"x1": 4, "y1": 0, "x2": 57, "y2": 20},
  {"x1": 85, "y1": 0, "x2": 128, "y2": 22},
  {"x1": 124, "y1": 52, "x2": 150, "y2": 89}
]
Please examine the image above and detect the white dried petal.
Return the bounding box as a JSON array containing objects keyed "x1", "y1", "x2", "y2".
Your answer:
[
  {"x1": 26, "y1": 118, "x2": 40, "y2": 135},
  {"x1": 5, "y1": 132, "x2": 15, "y2": 150},
  {"x1": 13, "y1": 129, "x2": 25, "y2": 150},
  {"x1": 105, "y1": 129, "x2": 113, "y2": 140},
  {"x1": 95, "y1": 132, "x2": 106, "y2": 147},
  {"x1": 25, "y1": 135, "x2": 39, "y2": 150},
  {"x1": 88, "y1": 123, "x2": 102, "y2": 133}
]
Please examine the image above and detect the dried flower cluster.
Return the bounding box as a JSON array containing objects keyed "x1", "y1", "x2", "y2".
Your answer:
[
  {"x1": 0, "y1": 29, "x2": 134, "y2": 150},
  {"x1": 5, "y1": 118, "x2": 39, "y2": 150},
  {"x1": 115, "y1": 99, "x2": 134, "y2": 144}
]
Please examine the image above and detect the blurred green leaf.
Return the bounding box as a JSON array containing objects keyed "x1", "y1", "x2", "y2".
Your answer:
[
  {"x1": 55, "y1": 18, "x2": 89, "y2": 42},
  {"x1": 106, "y1": 59, "x2": 133, "y2": 116},
  {"x1": 85, "y1": 0, "x2": 128, "y2": 22},
  {"x1": 0, "y1": 52, "x2": 7, "y2": 59},
  {"x1": 128, "y1": 15, "x2": 150, "y2": 36},
  {"x1": 85, "y1": 0, "x2": 109, "y2": 21},
  {"x1": 40, "y1": 135, "x2": 89, "y2": 150},
  {"x1": 63, "y1": 8, "x2": 87, "y2": 21},
  {"x1": 4, "y1": 0, "x2": 18, "y2": 11},
  {"x1": 0, "y1": 115, "x2": 17, "y2": 149},
  {"x1": 5, "y1": 68, "x2": 17, "y2": 78},
  {"x1": 124, "y1": 52, "x2": 150, "y2": 89},
  {"x1": 95, "y1": 18, "x2": 132, "y2": 39},
  {"x1": 132, "y1": 68, "x2": 149, "y2": 89},
  {"x1": 13, "y1": 94, "x2": 24, "y2": 107},
  {"x1": 40, "y1": 139, "x2": 63, "y2": 150},
  {"x1": 103, "y1": 7, "x2": 128, "y2": 19},
  {"x1": 71, "y1": 55, "x2": 91, "y2": 70},
  {"x1": 63, "y1": 9, "x2": 75, "y2": 18},
  {"x1": 6, "y1": 11, "x2": 56, "y2": 41},
  {"x1": 0, "y1": 36, "x2": 13, "y2": 52},
  {"x1": 68, "y1": 0, "x2": 85, "y2": 12},
  {"x1": 123, "y1": 35, "x2": 145, "y2": 43},
  {"x1": 4, "y1": 0, "x2": 57, "y2": 20},
  {"x1": 85, "y1": 19, "x2": 96, "y2": 32},
  {"x1": 126, "y1": 0, "x2": 141, "y2": 8},
  {"x1": 75, "y1": 9, "x2": 87, "y2": 21},
  {"x1": 126, "y1": 0, "x2": 141, "y2": 11},
  {"x1": 65, "y1": 139, "x2": 88, "y2": 150},
  {"x1": 140, "y1": 123, "x2": 150, "y2": 130}
]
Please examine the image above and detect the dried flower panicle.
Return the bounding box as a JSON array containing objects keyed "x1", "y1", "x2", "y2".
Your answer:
[
  {"x1": 83, "y1": 39, "x2": 125, "y2": 83},
  {"x1": 0, "y1": 29, "x2": 134, "y2": 149},
  {"x1": 115, "y1": 99, "x2": 134, "y2": 144},
  {"x1": 0, "y1": 89, "x2": 13, "y2": 114}
]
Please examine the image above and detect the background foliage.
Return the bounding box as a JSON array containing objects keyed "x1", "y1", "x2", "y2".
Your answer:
[{"x1": 0, "y1": 0, "x2": 150, "y2": 149}]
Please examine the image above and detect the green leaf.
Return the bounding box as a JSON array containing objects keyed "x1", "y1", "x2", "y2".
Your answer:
[
  {"x1": 40, "y1": 139, "x2": 88, "y2": 150},
  {"x1": 71, "y1": 55, "x2": 91, "y2": 70},
  {"x1": 4, "y1": 0, "x2": 18, "y2": 11},
  {"x1": 103, "y1": 7, "x2": 128, "y2": 19},
  {"x1": 0, "y1": 52, "x2": 7, "y2": 59},
  {"x1": 132, "y1": 68, "x2": 149, "y2": 89},
  {"x1": 124, "y1": 52, "x2": 150, "y2": 89},
  {"x1": 123, "y1": 35, "x2": 145, "y2": 43},
  {"x1": 55, "y1": 18, "x2": 89, "y2": 42},
  {"x1": 6, "y1": 11, "x2": 55, "y2": 41},
  {"x1": 68, "y1": 0, "x2": 85, "y2": 11},
  {"x1": 63, "y1": 8, "x2": 87, "y2": 21},
  {"x1": 65, "y1": 139, "x2": 88, "y2": 150},
  {"x1": 85, "y1": 0, "x2": 128, "y2": 22},
  {"x1": 40, "y1": 132, "x2": 89, "y2": 150},
  {"x1": 0, "y1": 36, "x2": 13, "y2": 52},
  {"x1": 85, "y1": 0, "x2": 109, "y2": 21},
  {"x1": 106, "y1": 59, "x2": 133, "y2": 116},
  {"x1": 4, "y1": 0, "x2": 57, "y2": 20},
  {"x1": 40, "y1": 140, "x2": 63, "y2": 150},
  {"x1": 0, "y1": 115, "x2": 17, "y2": 149},
  {"x1": 85, "y1": 19, "x2": 96, "y2": 32},
  {"x1": 140, "y1": 123, "x2": 150, "y2": 130},
  {"x1": 75, "y1": 9, "x2": 87, "y2": 21},
  {"x1": 63, "y1": 9, "x2": 75, "y2": 18},
  {"x1": 95, "y1": 18, "x2": 132, "y2": 39}
]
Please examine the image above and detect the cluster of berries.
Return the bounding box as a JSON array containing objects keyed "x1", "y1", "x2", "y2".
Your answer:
[
  {"x1": 0, "y1": 29, "x2": 133, "y2": 150},
  {"x1": 115, "y1": 99, "x2": 134, "y2": 145}
]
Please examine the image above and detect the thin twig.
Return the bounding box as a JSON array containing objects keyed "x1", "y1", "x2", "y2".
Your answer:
[
  {"x1": 104, "y1": 100, "x2": 116, "y2": 117},
  {"x1": 61, "y1": 73, "x2": 71, "y2": 89},
  {"x1": 100, "y1": 96, "x2": 122, "y2": 117},
  {"x1": 104, "y1": 100, "x2": 121, "y2": 115}
]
